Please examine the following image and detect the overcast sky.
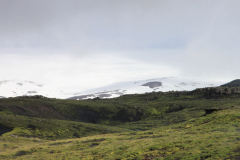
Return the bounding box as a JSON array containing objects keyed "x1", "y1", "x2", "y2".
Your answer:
[{"x1": 1, "y1": 0, "x2": 240, "y2": 90}]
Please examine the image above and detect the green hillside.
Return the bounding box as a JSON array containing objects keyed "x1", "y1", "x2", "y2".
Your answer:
[{"x1": 1, "y1": 87, "x2": 240, "y2": 159}]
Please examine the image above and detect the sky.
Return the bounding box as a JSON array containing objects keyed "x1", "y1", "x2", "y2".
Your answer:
[{"x1": 1, "y1": 0, "x2": 240, "y2": 91}]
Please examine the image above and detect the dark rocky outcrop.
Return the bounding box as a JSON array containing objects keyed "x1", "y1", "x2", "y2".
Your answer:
[
  {"x1": 68, "y1": 95, "x2": 93, "y2": 100},
  {"x1": 68, "y1": 94, "x2": 112, "y2": 100},
  {"x1": 141, "y1": 81, "x2": 162, "y2": 88}
]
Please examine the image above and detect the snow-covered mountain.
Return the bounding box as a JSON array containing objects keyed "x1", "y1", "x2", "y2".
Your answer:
[
  {"x1": 0, "y1": 79, "x2": 72, "y2": 99},
  {"x1": 68, "y1": 77, "x2": 223, "y2": 100},
  {"x1": 0, "y1": 77, "x2": 223, "y2": 100}
]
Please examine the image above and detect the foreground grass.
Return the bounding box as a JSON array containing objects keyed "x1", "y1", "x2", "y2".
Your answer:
[{"x1": 1, "y1": 108, "x2": 240, "y2": 160}]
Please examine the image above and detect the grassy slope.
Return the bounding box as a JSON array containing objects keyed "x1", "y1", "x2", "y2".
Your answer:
[
  {"x1": 1, "y1": 108, "x2": 240, "y2": 160},
  {"x1": 1, "y1": 89, "x2": 240, "y2": 159},
  {"x1": 0, "y1": 113, "x2": 131, "y2": 140},
  {"x1": 1, "y1": 90, "x2": 239, "y2": 127}
]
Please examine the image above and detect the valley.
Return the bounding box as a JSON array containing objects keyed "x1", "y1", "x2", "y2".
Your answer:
[{"x1": 1, "y1": 82, "x2": 240, "y2": 159}]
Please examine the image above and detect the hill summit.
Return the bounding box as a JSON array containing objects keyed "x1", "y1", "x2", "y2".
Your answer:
[{"x1": 220, "y1": 79, "x2": 240, "y2": 87}]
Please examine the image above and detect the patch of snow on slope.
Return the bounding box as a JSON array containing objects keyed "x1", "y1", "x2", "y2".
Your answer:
[
  {"x1": 68, "y1": 77, "x2": 222, "y2": 100},
  {"x1": 0, "y1": 77, "x2": 223, "y2": 100},
  {"x1": 0, "y1": 79, "x2": 73, "y2": 99}
]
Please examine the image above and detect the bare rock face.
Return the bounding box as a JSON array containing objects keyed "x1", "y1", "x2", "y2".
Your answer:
[{"x1": 141, "y1": 81, "x2": 162, "y2": 88}]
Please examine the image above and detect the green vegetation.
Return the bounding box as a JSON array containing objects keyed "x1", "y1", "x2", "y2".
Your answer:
[{"x1": 1, "y1": 87, "x2": 240, "y2": 159}]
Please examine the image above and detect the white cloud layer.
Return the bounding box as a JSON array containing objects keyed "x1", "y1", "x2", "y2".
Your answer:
[
  {"x1": 1, "y1": 0, "x2": 240, "y2": 90},
  {"x1": 0, "y1": 48, "x2": 180, "y2": 91}
]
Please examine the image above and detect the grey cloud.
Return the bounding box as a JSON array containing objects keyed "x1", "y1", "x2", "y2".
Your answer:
[
  {"x1": 1, "y1": 0, "x2": 240, "y2": 83},
  {"x1": 0, "y1": 0, "x2": 225, "y2": 50}
]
